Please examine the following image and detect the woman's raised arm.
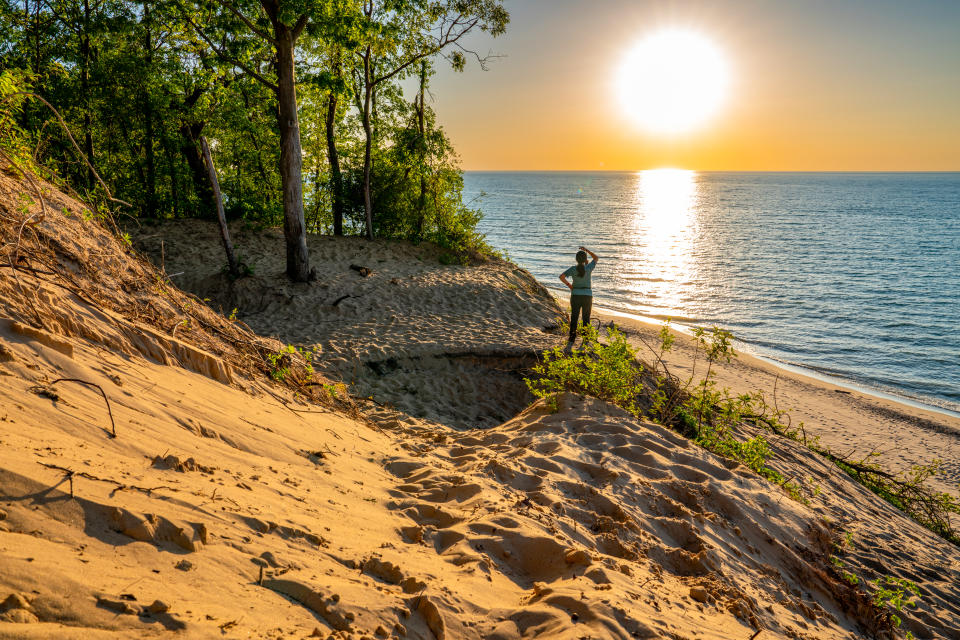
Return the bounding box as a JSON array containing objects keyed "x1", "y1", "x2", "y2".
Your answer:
[{"x1": 579, "y1": 246, "x2": 599, "y2": 263}]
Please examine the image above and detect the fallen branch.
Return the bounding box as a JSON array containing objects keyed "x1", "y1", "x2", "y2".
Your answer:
[
  {"x1": 39, "y1": 462, "x2": 173, "y2": 495},
  {"x1": 49, "y1": 377, "x2": 117, "y2": 438},
  {"x1": 0, "y1": 91, "x2": 131, "y2": 209}
]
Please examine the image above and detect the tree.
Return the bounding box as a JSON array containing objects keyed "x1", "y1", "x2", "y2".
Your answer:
[
  {"x1": 0, "y1": 0, "x2": 503, "y2": 259},
  {"x1": 354, "y1": 0, "x2": 507, "y2": 240},
  {"x1": 324, "y1": 45, "x2": 347, "y2": 235},
  {"x1": 41, "y1": 0, "x2": 103, "y2": 188},
  {"x1": 183, "y1": 0, "x2": 321, "y2": 281}
]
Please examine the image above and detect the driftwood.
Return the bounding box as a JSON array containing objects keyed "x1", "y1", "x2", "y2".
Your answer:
[
  {"x1": 349, "y1": 264, "x2": 371, "y2": 277},
  {"x1": 39, "y1": 462, "x2": 173, "y2": 496}
]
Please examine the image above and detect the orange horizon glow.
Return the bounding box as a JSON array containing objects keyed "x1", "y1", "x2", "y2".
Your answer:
[{"x1": 426, "y1": 2, "x2": 960, "y2": 172}]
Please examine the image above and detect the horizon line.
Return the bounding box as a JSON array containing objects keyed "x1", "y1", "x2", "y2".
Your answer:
[{"x1": 461, "y1": 169, "x2": 960, "y2": 173}]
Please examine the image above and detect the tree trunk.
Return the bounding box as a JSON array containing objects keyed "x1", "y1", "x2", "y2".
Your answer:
[
  {"x1": 325, "y1": 64, "x2": 344, "y2": 236},
  {"x1": 325, "y1": 92, "x2": 344, "y2": 236},
  {"x1": 81, "y1": 0, "x2": 93, "y2": 189},
  {"x1": 178, "y1": 122, "x2": 213, "y2": 210},
  {"x1": 199, "y1": 136, "x2": 239, "y2": 278},
  {"x1": 22, "y1": 0, "x2": 29, "y2": 69},
  {"x1": 274, "y1": 25, "x2": 311, "y2": 280},
  {"x1": 361, "y1": 46, "x2": 374, "y2": 240},
  {"x1": 33, "y1": 0, "x2": 40, "y2": 76},
  {"x1": 416, "y1": 60, "x2": 427, "y2": 240},
  {"x1": 142, "y1": 3, "x2": 156, "y2": 217},
  {"x1": 162, "y1": 132, "x2": 180, "y2": 217}
]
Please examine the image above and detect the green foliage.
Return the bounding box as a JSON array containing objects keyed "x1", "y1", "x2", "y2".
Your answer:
[
  {"x1": 530, "y1": 315, "x2": 960, "y2": 548},
  {"x1": 525, "y1": 325, "x2": 644, "y2": 415},
  {"x1": 831, "y1": 533, "x2": 921, "y2": 637},
  {"x1": 872, "y1": 575, "x2": 921, "y2": 629},
  {"x1": 337, "y1": 60, "x2": 496, "y2": 258},
  {"x1": 826, "y1": 455, "x2": 960, "y2": 545},
  {"x1": 0, "y1": 0, "x2": 507, "y2": 254},
  {"x1": 526, "y1": 322, "x2": 803, "y2": 500},
  {"x1": 0, "y1": 68, "x2": 32, "y2": 166},
  {"x1": 266, "y1": 343, "x2": 317, "y2": 382},
  {"x1": 266, "y1": 344, "x2": 296, "y2": 381}
]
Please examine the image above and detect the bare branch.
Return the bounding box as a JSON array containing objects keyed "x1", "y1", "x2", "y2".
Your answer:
[
  {"x1": 40, "y1": 378, "x2": 118, "y2": 438},
  {"x1": 450, "y1": 43, "x2": 503, "y2": 71},
  {"x1": 369, "y1": 13, "x2": 488, "y2": 86},
  {"x1": 39, "y1": 462, "x2": 174, "y2": 495},
  {"x1": 0, "y1": 92, "x2": 131, "y2": 209}
]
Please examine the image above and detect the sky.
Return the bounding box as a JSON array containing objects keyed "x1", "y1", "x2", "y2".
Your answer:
[{"x1": 422, "y1": 0, "x2": 960, "y2": 171}]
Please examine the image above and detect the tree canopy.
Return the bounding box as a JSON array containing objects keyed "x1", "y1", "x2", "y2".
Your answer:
[{"x1": 0, "y1": 0, "x2": 508, "y2": 274}]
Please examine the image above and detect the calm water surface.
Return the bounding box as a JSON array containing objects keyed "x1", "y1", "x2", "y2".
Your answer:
[{"x1": 465, "y1": 171, "x2": 960, "y2": 413}]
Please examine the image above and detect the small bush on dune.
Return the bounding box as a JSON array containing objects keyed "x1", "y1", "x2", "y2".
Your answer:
[
  {"x1": 524, "y1": 323, "x2": 791, "y2": 494},
  {"x1": 526, "y1": 324, "x2": 642, "y2": 414}
]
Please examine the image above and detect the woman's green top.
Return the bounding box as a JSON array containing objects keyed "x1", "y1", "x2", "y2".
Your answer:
[{"x1": 563, "y1": 260, "x2": 596, "y2": 296}]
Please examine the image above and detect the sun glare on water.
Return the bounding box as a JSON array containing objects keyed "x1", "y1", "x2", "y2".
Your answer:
[
  {"x1": 623, "y1": 169, "x2": 698, "y2": 317},
  {"x1": 618, "y1": 29, "x2": 730, "y2": 134}
]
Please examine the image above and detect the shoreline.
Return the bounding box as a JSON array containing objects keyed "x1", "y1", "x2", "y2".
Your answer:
[
  {"x1": 540, "y1": 273, "x2": 960, "y2": 419},
  {"x1": 592, "y1": 306, "x2": 960, "y2": 494},
  {"x1": 594, "y1": 305, "x2": 960, "y2": 421}
]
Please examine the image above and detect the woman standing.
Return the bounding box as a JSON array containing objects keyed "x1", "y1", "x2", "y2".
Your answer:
[{"x1": 559, "y1": 246, "x2": 599, "y2": 347}]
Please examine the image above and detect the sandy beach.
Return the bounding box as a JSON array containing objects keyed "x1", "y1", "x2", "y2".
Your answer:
[{"x1": 2, "y1": 177, "x2": 959, "y2": 638}]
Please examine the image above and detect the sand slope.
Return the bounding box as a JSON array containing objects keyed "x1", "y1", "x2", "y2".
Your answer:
[
  {"x1": 5, "y1": 323, "x2": 960, "y2": 638},
  {"x1": 1, "y1": 173, "x2": 959, "y2": 638},
  {"x1": 133, "y1": 220, "x2": 563, "y2": 428}
]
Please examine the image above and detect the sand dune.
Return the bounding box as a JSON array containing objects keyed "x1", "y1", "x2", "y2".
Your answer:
[
  {"x1": 2, "y1": 173, "x2": 959, "y2": 638},
  {"x1": 133, "y1": 220, "x2": 562, "y2": 428}
]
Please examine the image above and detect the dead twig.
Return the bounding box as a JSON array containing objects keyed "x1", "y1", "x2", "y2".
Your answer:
[
  {"x1": 0, "y1": 91, "x2": 132, "y2": 210},
  {"x1": 218, "y1": 619, "x2": 239, "y2": 632},
  {"x1": 39, "y1": 462, "x2": 173, "y2": 495},
  {"x1": 49, "y1": 377, "x2": 117, "y2": 438}
]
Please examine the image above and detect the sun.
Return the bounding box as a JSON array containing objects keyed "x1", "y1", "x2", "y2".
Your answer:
[{"x1": 617, "y1": 29, "x2": 730, "y2": 135}]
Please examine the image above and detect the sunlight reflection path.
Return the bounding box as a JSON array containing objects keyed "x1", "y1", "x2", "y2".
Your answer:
[{"x1": 626, "y1": 169, "x2": 698, "y2": 318}]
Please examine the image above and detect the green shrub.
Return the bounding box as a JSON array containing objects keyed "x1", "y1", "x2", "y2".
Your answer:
[
  {"x1": 526, "y1": 322, "x2": 797, "y2": 495},
  {"x1": 525, "y1": 324, "x2": 644, "y2": 415}
]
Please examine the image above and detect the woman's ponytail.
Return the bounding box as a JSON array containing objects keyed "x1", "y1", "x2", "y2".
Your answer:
[{"x1": 575, "y1": 250, "x2": 587, "y2": 278}]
